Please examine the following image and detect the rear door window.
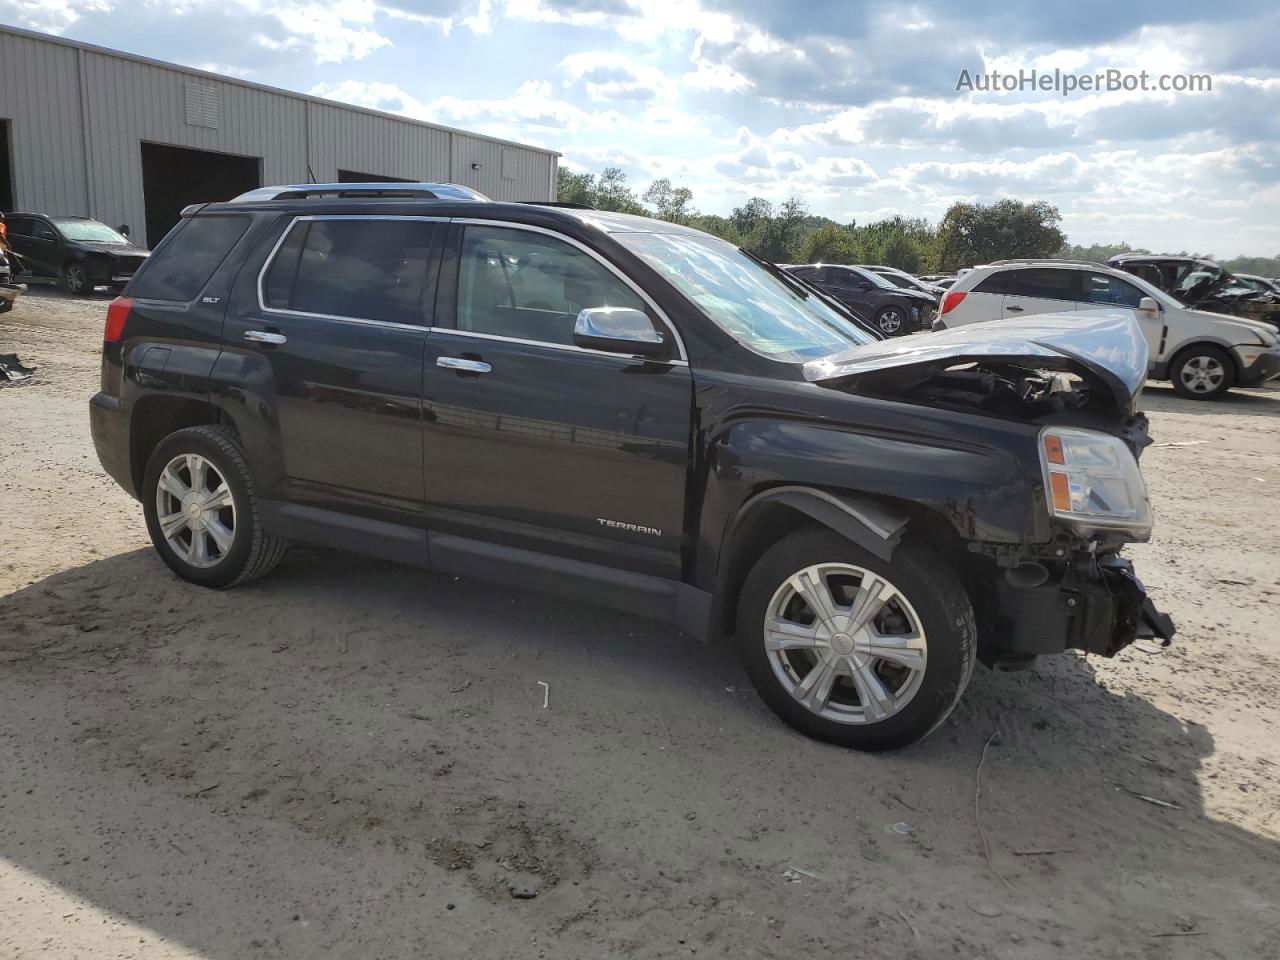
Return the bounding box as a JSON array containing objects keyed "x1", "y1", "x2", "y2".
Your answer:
[
  {"x1": 131, "y1": 215, "x2": 250, "y2": 301},
  {"x1": 1005, "y1": 268, "x2": 1080, "y2": 301},
  {"x1": 6, "y1": 216, "x2": 34, "y2": 237},
  {"x1": 264, "y1": 218, "x2": 438, "y2": 325}
]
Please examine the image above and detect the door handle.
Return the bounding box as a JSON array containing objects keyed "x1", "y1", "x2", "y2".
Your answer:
[
  {"x1": 437, "y1": 356, "x2": 491, "y2": 374},
  {"x1": 244, "y1": 330, "x2": 287, "y2": 345},
  {"x1": 1005, "y1": 305, "x2": 1024, "y2": 312}
]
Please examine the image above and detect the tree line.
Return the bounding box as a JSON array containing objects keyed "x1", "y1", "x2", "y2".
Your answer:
[{"x1": 557, "y1": 167, "x2": 1280, "y2": 278}]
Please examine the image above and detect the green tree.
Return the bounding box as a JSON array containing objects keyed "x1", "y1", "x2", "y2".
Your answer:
[
  {"x1": 642, "y1": 178, "x2": 696, "y2": 224},
  {"x1": 936, "y1": 199, "x2": 1065, "y2": 271},
  {"x1": 556, "y1": 168, "x2": 596, "y2": 206},
  {"x1": 799, "y1": 224, "x2": 859, "y2": 264},
  {"x1": 593, "y1": 166, "x2": 645, "y2": 214}
]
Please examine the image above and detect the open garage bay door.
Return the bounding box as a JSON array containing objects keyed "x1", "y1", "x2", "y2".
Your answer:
[{"x1": 141, "y1": 142, "x2": 260, "y2": 248}]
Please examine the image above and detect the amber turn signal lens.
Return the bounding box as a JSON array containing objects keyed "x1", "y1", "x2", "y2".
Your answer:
[
  {"x1": 1049, "y1": 472, "x2": 1071, "y2": 511},
  {"x1": 1043, "y1": 434, "x2": 1064, "y2": 465}
]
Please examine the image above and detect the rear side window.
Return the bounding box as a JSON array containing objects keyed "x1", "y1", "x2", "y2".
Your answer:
[
  {"x1": 264, "y1": 218, "x2": 437, "y2": 325},
  {"x1": 973, "y1": 271, "x2": 1013, "y2": 295},
  {"x1": 131, "y1": 215, "x2": 249, "y2": 301},
  {"x1": 1084, "y1": 272, "x2": 1144, "y2": 307},
  {"x1": 6, "y1": 216, "x2": 34, "y2": 236},
  {"x1": 1005, "y1": 268, "x2": 1079, "y2": 301}
]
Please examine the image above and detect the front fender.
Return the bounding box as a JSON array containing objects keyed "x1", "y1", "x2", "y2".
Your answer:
[{"x1": 690, "y1": 414, "x2": 1048, "y2": 591}]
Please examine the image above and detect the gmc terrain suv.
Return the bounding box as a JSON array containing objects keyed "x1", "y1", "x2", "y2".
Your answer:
[{"x1": 90, "y1": 184, "x2": 1174, "y2": 750}]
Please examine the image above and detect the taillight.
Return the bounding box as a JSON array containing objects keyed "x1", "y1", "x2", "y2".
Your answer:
[
  {"x1": 104, "y1": 296, "x2": 133, "y2": 342},
  {"x1": 940, "y1": 291, "x2": 966, "y2": 315},
  {"x1": 0, "y1": 221, "x2": 7, "y2": 239}
]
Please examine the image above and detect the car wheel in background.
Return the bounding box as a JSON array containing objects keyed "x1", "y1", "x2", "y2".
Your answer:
[
  {"x1": 876, "y1": 306, "x2": 906, "y2": 336},
  {"x1": 736, "y1": 529, "x2": 976, "y2": 751},
  {"x1": 61, "y1": 261, "x2": 90, "y2": 295},
  {"x1": 1170, "y1": 345, "x2": 1234, "y2": 400},
  {"x1": 142, "y1": 425, "x2": 288, "y2": 588}
]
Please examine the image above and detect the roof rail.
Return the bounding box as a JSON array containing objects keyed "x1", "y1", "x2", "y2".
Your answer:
[
  {"x1": 987, "y1": 257, "x2": 1109, "y2": 268},
  {"x1": 518, "y1": 200, "x2": 596, "y2": 209},
  {"x1": 228, "y1": 182, "x2": 491, "y2": 203}
]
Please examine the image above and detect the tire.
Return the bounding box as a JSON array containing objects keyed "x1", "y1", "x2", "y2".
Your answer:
[
  {"x1": 736, "y1": 529, "x2": 976, "y2": 751},
  {"x1": 876, "y1": 306, "x2": 907, "y2": 336},
  {"x1": 142, "y1": 425, "x2": 288, "y2": 588},
  {"x1": 1170, "y1": 345, "x2": 1234, "y2": 400},
  {"x1": 61, "y1": 261, "x2": 90, "y2": 295}
]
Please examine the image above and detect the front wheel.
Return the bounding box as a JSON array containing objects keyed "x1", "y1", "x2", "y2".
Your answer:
[
  {"x1": 61, "y1": 261, "x2": 91, "y2": 295},
  {"x1": 1170, "y1": 345, "x2": 1234, "y2": 400},
  {"x1": 876, "y1": 306, "x2": 907, "y2": 336},
  {"x1": 736, "y1": 529, "x2": 976, "y2": 750},
  {"x1": 142, "y1": 425, "x2": 287, "y2": 588}
]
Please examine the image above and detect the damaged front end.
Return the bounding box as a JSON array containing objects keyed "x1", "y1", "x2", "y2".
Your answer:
[
  {"x1": 805, "y1": 311, "x2": 1177, "y2": 665},
  {"x1": 972, "y1": 540, "x2": 1176, "y2": 667}
]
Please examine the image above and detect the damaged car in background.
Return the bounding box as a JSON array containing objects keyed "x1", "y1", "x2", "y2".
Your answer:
[
  {"x1": 91, "y1": 193, "x2": 1173, "y2": 750},
  {"x1": 1109, "y1": 253, "x2": 1280, "y2": 332}
]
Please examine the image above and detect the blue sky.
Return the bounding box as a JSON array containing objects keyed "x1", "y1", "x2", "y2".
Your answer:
[{"x1": 6, "y1": 0, "x2": 1279, "y2": 256}]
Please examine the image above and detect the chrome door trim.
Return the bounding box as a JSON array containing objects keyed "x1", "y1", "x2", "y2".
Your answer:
[
  {"x1": 447, "y1": 217, "x2": 689, "y2": 363},
  {"x1": 255, "y1": 214, "x2": 448, "y2": 328},
  {"x1": 426, "y1": 326, "x2": 689, "y2": 366}
]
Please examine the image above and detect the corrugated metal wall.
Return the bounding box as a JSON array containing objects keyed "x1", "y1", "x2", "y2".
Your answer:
[{"x1": 0, "y1": 26, "x2": 558, "y2": 248}]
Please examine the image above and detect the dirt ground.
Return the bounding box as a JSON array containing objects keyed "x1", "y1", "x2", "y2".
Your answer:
[{"x1": 2, "y1": 287, "x2": 1278, "y2": 959}]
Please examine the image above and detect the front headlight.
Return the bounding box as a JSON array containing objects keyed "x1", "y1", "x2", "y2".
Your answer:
[{"x1": 1039, "y1": 427, "x2": 1152, "y2": 541}]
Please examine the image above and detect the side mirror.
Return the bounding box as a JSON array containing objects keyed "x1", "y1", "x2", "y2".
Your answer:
[
  {"x1": 1138, "y1": 296, "x2": 1160, "y2": 317},
  {"x1": 858, "y1": 281, "x2": 873, "y2": 291},
  {"x1": 573, "y1": 307, "x2": 665, "y2": 357},
  {"x1": 118, "y1": 225, "x2": 130, "y2": 238}
]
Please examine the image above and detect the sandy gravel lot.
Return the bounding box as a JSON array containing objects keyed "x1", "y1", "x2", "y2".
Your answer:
[{"x1": 2, "y1": 288, "x2": 1279, "y2": 959}]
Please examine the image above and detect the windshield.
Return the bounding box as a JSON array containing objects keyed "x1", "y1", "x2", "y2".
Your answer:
[
  {"x1": 53, "y1": 219, "x2": 128, "y2": 244},
  {"x1": 616, "y1": 232, "x2": 876, "y2": 361}
]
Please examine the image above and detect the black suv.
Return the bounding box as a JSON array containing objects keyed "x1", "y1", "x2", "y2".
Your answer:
[
  {"x1": 5, "y1": 214, "x2": 150, "y2": 294},
  {"x1": 90, "y1": 183, "x2": 1173, "y2": 750},
  {"x1": 784, "y1": 263, "x2": 936, "y2": 336}
]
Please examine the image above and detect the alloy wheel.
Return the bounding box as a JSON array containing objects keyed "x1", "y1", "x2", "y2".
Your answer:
[
  {"x1": 1179, "y1": 355, "x2": 1225, "y2": 394},
  {"x1": 64, "y1": 264, "x2": 87, "y2": 295},
  {"x1": 763, "y1": 563, "x2": 928, "y2": 724},
  {"x1": 878, "y1": 309, "x2": 903, "y2": 334},
  {"x1": 154, "y1": 453, "x2": 237, "y2": 568}
]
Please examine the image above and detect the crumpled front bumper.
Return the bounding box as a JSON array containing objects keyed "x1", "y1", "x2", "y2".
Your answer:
[{"x1": 988, "y1": 552, "x2": 1175, "y2": 663}]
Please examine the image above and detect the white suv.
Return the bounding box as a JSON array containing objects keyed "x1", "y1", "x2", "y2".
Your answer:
[{"x1": 936, "y1": 259, "x2": 1280, "y2": 400}]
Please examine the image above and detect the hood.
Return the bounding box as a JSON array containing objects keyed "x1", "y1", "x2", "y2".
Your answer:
[
  {"x1": 804, "y1": 310, "x2": 1148, "y2": 410},
  {"x1": 1185, "y1": 307, "x2": 1277, "y2": 343},
  {"x1": 71, "y1": 241, "x2": 150, "y2": 257},
  {"x1": 896, "y1": 287, "x2": 937, "y2": 303}
]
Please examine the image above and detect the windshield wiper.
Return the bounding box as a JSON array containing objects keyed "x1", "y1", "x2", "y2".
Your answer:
[{"x1": 739, "y1": 248, "x2": 809, "y2": 299}]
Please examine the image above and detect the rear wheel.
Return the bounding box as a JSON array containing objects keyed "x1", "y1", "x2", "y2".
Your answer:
[
  {"x1": 61, "y1": 261, "x2": 90, "y2": 295},
  {"x1": 1171, "y1": 345, "x2": 1234, "y2": 400},
  {"x1": 142, "y1": 425, "x2": 287, "y2": 588},
  {"x1": 736, "y1": 529, "x2": 975, "y2": 750}
]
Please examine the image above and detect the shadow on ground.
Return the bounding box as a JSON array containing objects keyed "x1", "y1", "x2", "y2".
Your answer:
[{"x1": 2, "y1": 547, "x2": 1279, "y2": 958}]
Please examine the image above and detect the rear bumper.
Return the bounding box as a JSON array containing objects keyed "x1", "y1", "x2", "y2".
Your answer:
[
  {"x1": 89, "y1": 391, "x2": 136, "y2": 498},
  {"x1": 987, "y1": 553, "x2": 1175, "y2": 663}
]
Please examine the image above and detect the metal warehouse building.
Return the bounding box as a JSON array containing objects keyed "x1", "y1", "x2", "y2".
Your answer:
[{"x1": 0, "y1": 25, "x2": 559, "y2": 248}]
